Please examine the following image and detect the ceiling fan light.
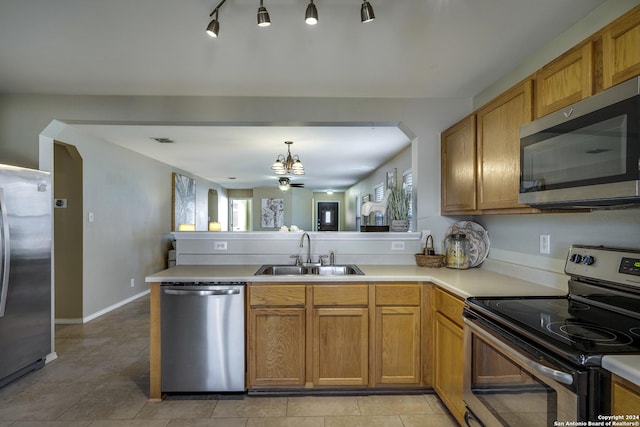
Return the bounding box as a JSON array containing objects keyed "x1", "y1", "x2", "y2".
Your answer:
[
  {"x1": 278, "y1": 177, "x2": 290, "y2": 191},
  {"x1": 305, "y1": 1, "x2": 318, "y2": 25},
  {"x1": 361, "y1": 0, "x2": 375, "y2": 23},
  {"x1": 206, "y1": 18, "x2": 220, "y2": 38},
  {"x1": 257, "y1": 2, "x2": 271, "y2": 27}
]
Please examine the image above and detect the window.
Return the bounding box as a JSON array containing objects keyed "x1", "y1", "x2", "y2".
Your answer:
[
  {"x1": 230, "y1": 198, "x2": 252, "y2": 231},
  {"x1": 403, "y1": 169, "x2": 413, "y2": 223},
  {"x1": 374, "y1": 183, "x2": 384, "y2": 225}
]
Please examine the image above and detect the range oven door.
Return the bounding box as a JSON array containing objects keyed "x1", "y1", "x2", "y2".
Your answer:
[{"x1": 463, "y1": 315, "x2": 587, "y2": 427}]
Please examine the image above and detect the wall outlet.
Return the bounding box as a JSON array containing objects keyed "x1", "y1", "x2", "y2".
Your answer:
[
  {"x1": 130, "y1": 278, "x2": 135, "y2": 288},
  {"x1": 214, "y1": 241, "x2": 228, "y2": 250},
  {"x1": 539, "y1": 235, "x2": 551, "y2": 254},
  {"x1": 421, "y1": 230, "x2": 431, "y2": 244},
  {"x1": 391, "y1": 241, "x2": 405, "y2": 251},
  {"x1": 88, "y1": 212, "x2": 94, "y2": 222}
]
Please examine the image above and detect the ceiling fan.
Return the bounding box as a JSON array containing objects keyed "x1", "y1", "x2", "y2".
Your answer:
[{"x1": 278, "y1": 177, "x2": 304, "y2": 191}]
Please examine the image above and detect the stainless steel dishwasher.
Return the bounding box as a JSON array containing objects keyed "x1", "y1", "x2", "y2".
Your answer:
[{"x1": 160, "y1": 282, "x2": 246, "y2": 392}]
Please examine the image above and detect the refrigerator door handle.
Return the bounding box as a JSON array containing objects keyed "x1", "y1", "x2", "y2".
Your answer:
[{"x1": 0, "y1": 188, "x2": 10, "y2": 317}]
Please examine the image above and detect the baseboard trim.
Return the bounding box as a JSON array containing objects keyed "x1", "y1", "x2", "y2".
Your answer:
[{"x1": 54, "y1": 289, "x2": 150, "y2": 324}]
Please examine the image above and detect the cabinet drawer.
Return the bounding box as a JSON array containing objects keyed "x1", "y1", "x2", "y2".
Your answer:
[
  {"x1": 435, "y1": 288, "x2": 464, "y2": 328},
  {"x1": 249, "y1": 284, "x2": 306, "y2": 307},
  {"x1": 376, "y1": 284, "x2": 421, "y2": 306},
  {"x1": 313, "y1": 284, "x2": 368, "y2": 306}
]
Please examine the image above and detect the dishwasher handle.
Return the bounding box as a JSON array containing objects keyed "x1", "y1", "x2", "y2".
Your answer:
[{"x1": 163, "y1": 288, "x2": 241, "y2": 297}]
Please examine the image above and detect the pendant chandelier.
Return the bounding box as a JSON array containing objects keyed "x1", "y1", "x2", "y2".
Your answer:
[{"x1": 271, "y1": 141, "x2": 304, "y2": 176}]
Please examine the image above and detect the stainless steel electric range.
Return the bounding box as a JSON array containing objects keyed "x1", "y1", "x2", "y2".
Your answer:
[{"x1": 463, "y1": 245, "x2": 640, "y2": 426}]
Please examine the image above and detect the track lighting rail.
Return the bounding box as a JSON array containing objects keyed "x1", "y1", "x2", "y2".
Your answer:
[
  {"x1": 209, "y1": 0, "x2": 227, "y2": 18},
  {"x1": 206, "y1": 0, "x2": 375, "y2": 39}
]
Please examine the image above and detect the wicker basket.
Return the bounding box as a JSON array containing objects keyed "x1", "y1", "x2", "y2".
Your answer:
[
  {"x1": 415, "y1": 253, "x2": 445, "y2": 268},
  {"x1": 415, "y1": 235, "x2": 445, "y2": 268}
]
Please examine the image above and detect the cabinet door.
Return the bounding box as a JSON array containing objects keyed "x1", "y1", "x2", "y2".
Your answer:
[
  {"x1": 477, "y1": 80, "x2": 533, "y2": 210},
  {"x1": 441, "y1": 114, "x2": 477, "y2": 213},
  {"x1": 433, "y1": 312, "x2": 465, "y2": 424},
  {"x1": 612, "y1": 374, "x2": 640, "y2": 416},
  {"x1": 313, "y1": 307, "x2": 368, "y2": 386},
  {"x1": 375, "y1": 306, "x2": 420, "y2": 385},
  {"x1": 603, "y1": 6, "x2": 640, "y2": 89},
  {"x1": 535, "y1": 42, "x2": 594, "y2": 118},
  {"x1": 248, "y1": 308, "x2": 306, "y2": 387}
]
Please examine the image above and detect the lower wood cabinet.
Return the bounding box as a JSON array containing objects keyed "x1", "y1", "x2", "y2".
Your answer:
[
  {"x1": 246, "y1": 282, "x2": 427, "y2": 390},
  {"x1": 611, "y1": 374, "x2": 640, "y2": 416},
  {"x1": 248, "y1": 307, "x2": 306, "y2": 386},
  {"x1": 247, "y1": 284, "x2": 306, "y2": 387},
  {"x1": 375, "y1": 284, "x2": 422, "y2": 385},
  {"x1": 433, "y1": 288, "x2": 466, "y2": 425},
  {"x1": 313, "y1": 307, "x2": 369, "y2": 386}
]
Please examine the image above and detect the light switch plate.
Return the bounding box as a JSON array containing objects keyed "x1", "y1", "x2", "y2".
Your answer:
[{"x1": 539, "y1": 235, "x2": 550, "y2": 254}]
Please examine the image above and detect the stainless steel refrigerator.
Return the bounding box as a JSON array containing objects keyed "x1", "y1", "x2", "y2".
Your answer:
[{"x1": 0, "y1": 164, "x2": 52, "y2": 387}]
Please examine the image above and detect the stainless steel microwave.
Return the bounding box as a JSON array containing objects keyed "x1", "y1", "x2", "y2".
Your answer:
[{"x1": 519, "y1": 76, "x2": 640, "y2": 209}]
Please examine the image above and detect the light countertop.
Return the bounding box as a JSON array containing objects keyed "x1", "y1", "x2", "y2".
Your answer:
[
  {"x1": 602, "y1": 356, "x2": 640, "y2": 388},
  {"x1": 146, "y1": 263, "x2": 640, "y2": 390},
  {"x1": 146, "y1": 264, "x2": 567, "y2": 299}
]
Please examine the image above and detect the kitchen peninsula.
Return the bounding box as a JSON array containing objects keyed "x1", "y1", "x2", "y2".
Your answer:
[{"x1": 146, "y1": 260, "x2": 568, "y2": 423}]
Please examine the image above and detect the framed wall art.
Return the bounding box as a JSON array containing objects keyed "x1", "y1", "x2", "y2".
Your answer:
[
  {"x1": 261, "y1": 198, "x2": 284, "y2": 229},
  {"x1": 172, "y1": 172, "x2": 196, "y2": 231}
]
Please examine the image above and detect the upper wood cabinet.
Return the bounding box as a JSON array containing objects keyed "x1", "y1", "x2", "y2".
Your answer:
[
  {"x1": 602, "y1": 5, "x2": 640, "y2": 89},
  {"x1": 441, "y1": 114, "x2": 477, "y2": 214},
  {"x1": 535, "y1": 41, "x2": 594, "y2": 118},
  {"x1": 476, "y1": 80, "x2": 534, "y2": 211}
]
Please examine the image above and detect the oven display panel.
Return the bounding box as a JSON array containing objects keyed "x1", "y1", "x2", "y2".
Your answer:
[{"x1": 619, "y1": 258, "x2": 640, "y2": 276}]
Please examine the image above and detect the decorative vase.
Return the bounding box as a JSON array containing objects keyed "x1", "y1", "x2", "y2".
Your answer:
[{"x1": 391, "y1": 219, "x2": 409, "y2": 232}]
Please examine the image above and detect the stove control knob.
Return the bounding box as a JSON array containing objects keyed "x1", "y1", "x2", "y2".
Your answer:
[
  {"x1": 570, "y1": 254, "x2": 582, "y2": 264},
  {"x1": 582, "y1": 255, "x2": 595, "y2": 265}
]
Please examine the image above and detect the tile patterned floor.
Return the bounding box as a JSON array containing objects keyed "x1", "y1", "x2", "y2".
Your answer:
[{"x1": 0, "y1": 295, "x2": 458, "y2": 426}]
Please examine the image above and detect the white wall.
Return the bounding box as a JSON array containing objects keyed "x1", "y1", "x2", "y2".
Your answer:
[
  {"x1": 39, "y1": 121, "x2": 220, "y2": 319},
  {"x1": 469, "y1": 0, "x2": 640, "y2": 272},
  {"x1": 0, "y1": 95, "x2": 468, "y2": 314},
  {"x1": 346, "y1": 144, "x2": 413, "y2": 230},
  {"x1": 2, "y1": 0, "x2": 638, "y2": 303}
]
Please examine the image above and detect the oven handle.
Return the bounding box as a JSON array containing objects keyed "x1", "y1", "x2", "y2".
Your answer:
[
  {"x1": 464, "y1": 316, "x2": 574, "y2": 386},
  {"x1": 525, "y1": 357, "x2": 574, "y2": 386}
]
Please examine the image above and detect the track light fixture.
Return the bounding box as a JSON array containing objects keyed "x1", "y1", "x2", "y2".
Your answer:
[
  {"x1": 257, "y1": 0, "x2": 271, "y2": 27},
  {"x1": 305, "y1": 0, "x2": 318, "y2": 25},
  {"x1": 206, "y1": 0, "x2": 376, "y2": 39},
  {"x1": 361, "y1": 0, "x2": 375, "y2": 23},
  {"x1": 206, "y1": 0, "x2": 228, "y2": 37},
  {"x1": 206, "y1": 9, "x2": 220, "y2": 38}
]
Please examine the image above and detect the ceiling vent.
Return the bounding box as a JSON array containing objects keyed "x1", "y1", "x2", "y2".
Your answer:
[{"x1": 151, "y1": 137, "x2": 174, "y2": 144}]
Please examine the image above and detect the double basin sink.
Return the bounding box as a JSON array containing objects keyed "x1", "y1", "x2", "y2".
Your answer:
[{"x1": 255, "y1": 264, "x2": 364, "y2": 276}]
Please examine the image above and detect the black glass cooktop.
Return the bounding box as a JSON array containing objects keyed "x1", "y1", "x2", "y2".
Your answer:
[{"x1": 466, "y1": 296, "x2": 640, "y2": 366}]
